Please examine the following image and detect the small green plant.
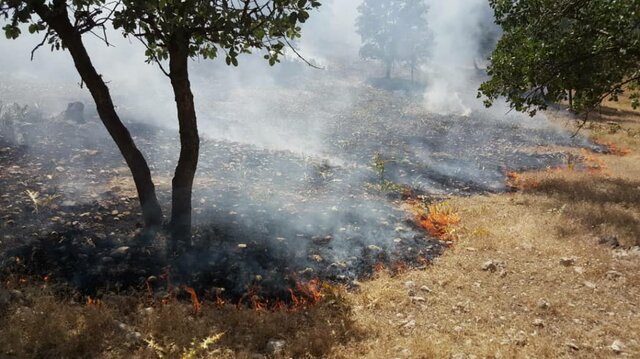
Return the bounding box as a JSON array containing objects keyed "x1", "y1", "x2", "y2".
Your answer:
[{"x1": 373, "y1": 152, "x2": 386, "y2": 182}]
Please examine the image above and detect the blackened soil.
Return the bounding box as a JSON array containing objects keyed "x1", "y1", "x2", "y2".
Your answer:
[{"x1": 0, "y1": 82, "x2": 602, "y2": 304}]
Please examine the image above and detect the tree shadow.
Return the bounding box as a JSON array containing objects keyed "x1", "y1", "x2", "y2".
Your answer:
[
  {"x1": 367, "y1": 77, "x2": 426, "y2": 94},
  {"x1": 525, "y1": 176, "x2": 640, "y2": 245},
  {"x1": 593, "y1": 106, "x2": 640, "y2": 124}
]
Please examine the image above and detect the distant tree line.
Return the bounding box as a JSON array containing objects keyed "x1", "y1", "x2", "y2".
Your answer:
[{"x1": 356, "y1": 0, "x2": 432, "y2": 81}]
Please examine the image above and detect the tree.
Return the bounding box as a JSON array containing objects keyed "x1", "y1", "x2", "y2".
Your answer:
[
  {"x1": 113, "y1": 0, "x2": 320, "y2": 243},
  {"x1": 2, "y1": 0, "x2": 321, "y2": 244},
  {"x1": 479, "y1": 0, "x2": 640, "y2": 116},
  {"x1": 356, "y1": 0, "x2": 431, "y2": 79},
  {"x1": 2, "y1": 0, "x2": 164, "y2": 230}
]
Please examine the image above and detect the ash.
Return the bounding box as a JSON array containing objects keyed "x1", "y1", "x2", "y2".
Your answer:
[{"x1": 0, "y1": 73, "x2": 602, "y2": 303}]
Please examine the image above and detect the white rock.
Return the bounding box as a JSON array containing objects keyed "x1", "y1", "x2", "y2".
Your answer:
[
  {"x1": 399, "y1": 348, "x2": 412, "y2": 357},
  {"x1": 266, "y1": 339, "x2": 286, "y2": 355},
  {"x1": 404, "y1": 281, "x2": 416, "y2": 289},
  {"x1": 611, "y1": 340, "x2": 624, "y2": 353},
  {"x1": 566, "y1": 341, "x2": 579, "y2": 351},
  {"x1": 401, "y1": 320, "x2": 416, "y2": 330},
  {"x1": 532, "y1": 318, "x2": 545, "y2": 327},
  {"x1": 537, "y1": 299, "x2": 551, "y2": 310},
  {"x1": 410, "y1": 296, "x2": 426, "y2": 303},
  {"x1": 560, "y1": 257, "x2": 577, "y2": 266},
  {"x1": 110, "y1": 246, "x2": 129, "y2": 257},
  {"x1": 513, "y1": 331, "x2": 527, "y2": 346}
]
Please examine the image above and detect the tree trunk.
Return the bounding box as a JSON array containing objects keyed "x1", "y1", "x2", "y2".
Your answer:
[
  {"x1": 568, "y1": 89, "x2": 574, "y2": 110},
  {"x1": 168, "y1": 32, "x2": 200, "y2": 244},
  {"x1": 385, "y1": 60, "x2": 392, "y2": 79},
  {"x1": 37, "y1": 5, "x2": 163, "y2": 229},
  {"x1": 410, "y1": 59, "x2": 415, "y2": 83}
]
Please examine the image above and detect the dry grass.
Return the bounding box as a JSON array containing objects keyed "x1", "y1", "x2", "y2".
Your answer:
[
  {"x1": 328, "y1": 102, "x2": 640, "y2": 358},
  {"x1": 0, "y1": 286, "x2": 358, "y2": 358},
  {"x1": 2, "y1": 102, "x2": 639, "y2": 358}
]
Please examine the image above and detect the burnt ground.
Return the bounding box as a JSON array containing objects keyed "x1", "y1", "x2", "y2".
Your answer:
[{"x1": 0, "y1": 76, "x2": 604, "y2": 305}]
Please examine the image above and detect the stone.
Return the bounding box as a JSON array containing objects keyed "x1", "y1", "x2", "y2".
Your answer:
[
  {"x1": 537, "y1": 299, "x2": 551, "y2": 310},
  {"x1": 399, "y1": 348, "x2": 412, "y2": 357},
  {"x1": 140, "y1": 307, "x2": 154, "y2": 315},
  {"x1": 266, "y1": 339, "x2": 286, "y2": 355},
  {"x1": 611, "y1": 340, "x2": 624, "y2": 353},
  {"x1": 605, "y1": 270, "x2": 623, "y2": 280},
  {"x1": 566, "y1": 342, "x2": 579, "y2": 351},
  {"x1": 61, "y1": 200, "x2": 77, "y2": 207},
  {"x1": 410, "y1": 296, "x2": 426, "y2": 303},
  {"x1": 560, "y1": 257, "x2": 577, "y2": 267},
  {"x1": 599, "y1": 235, "x2": 620, "y2": 248},
  {"x1": 420, "y1": 285, "x2": 432, "y2": 293},
  {"x1": 404, "y1": 280, "x2": 416, "y2": 289},
  {"x1": 513, "y1": 331, "x2": 527, "y2": 346},
  {"x1": 481, "y1": 260, "x2": 497, "y2": 272},
  {"x1": 583, "y1": 281, "x2": 596, "y2": 289},
  {"x1": 401, "y1": 320, "x2": 416, "y2": 330},
  {"x1": 532, "y1": 318, "x2": 545, "y2": 327},
  {"x1": 110, "y1": 246, "x2": 130, "y2": 257},
  {"x1": 63, "y1": 102, "x2": 85, "y2": 124}
]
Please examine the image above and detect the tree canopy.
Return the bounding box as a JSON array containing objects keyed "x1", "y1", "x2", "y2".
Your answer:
[
  {"x1": 113, "y1": 0, "x2": 320, "y2": 69},
  {"x1": 355, "y1": 0, "x2": 431, "y2": 79},
  {"x1": 479, "y1": 0, "x2": 640, "y2": 116}
]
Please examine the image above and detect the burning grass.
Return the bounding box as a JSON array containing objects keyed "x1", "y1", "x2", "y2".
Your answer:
[
  {"x1": 593, "y1": 138, "x2": 633, "y2": 156},
  {"x1": 404, "y1": 199, "x2": 461, "y2": 241},
  {"x1": 328, "y1": 103, "x2": 640, "y2": 358},
  {"x1": 0, "y1": 283, "x2": 359, "y2": 358}
]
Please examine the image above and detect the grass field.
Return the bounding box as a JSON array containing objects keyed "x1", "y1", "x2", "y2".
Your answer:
[{"x1": 1, "y1": 100, "x2": 638, "y2": 358}]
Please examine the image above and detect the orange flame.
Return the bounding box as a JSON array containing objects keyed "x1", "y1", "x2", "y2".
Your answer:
[
  {"x1": 594, "y1": 139, "x2": 632, "y2": 157},
  {"x1": 505, "y1": 170, "x2": 540, "y2": 190},
  {"x1": 391, "y1": 261, "x2": 408, "y2": 274},
  {"x1": 215, "y1": 292, "x2": 226, "y2": 307},
  {"x1": 417, "y1": 256, "x2": 430, "y2": 266},
  {"x1": 184, "y1": 287, "x2": 201, "y2": 315},
  {"x1": 86, "y1": 296, "x2": 101, "y2": 306},
  {"x1": 246, "y1": 286, "x2": 267, "y2": 311},
  {"x1": 288, "y1": 278, "x2": 323, "y2": 309},
  {"x1": 272, "y1": 299, "x2": 287, "y2": 311},
  {"x1": 403, "y1": 200, "x2": 460, "y2": 241}
]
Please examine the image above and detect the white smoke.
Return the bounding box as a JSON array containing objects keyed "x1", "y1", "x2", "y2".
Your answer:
[{"x1": 422, "y1": 0, "x2": 496, "y2": 116}]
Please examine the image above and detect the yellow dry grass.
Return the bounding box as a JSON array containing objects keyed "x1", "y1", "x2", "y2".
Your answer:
[{"x1": 328, "y1": 102, "x2": 640, "y2": 358}]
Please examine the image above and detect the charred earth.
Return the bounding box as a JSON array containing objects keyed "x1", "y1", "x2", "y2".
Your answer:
[{"x1": 0, "y1": 73, "x2": 604, "y2": 306}]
